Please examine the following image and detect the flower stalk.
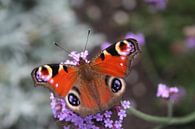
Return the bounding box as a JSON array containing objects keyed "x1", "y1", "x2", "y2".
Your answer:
[
  {"x1": 167, "y1": 99, "x2": 174, "y2": 118},
  {"x1": 128, "y1": 107, "x2": 195, "y2": 125}
]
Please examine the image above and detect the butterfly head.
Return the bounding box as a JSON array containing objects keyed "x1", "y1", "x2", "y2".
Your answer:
[{"x1": 78, "y1": 57, "x2": 88, "y2": 65}]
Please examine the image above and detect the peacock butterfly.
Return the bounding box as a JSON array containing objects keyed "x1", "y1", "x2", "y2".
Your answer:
[{"x1": 31, "y1": 38, "x2": 140, "y2": 116}]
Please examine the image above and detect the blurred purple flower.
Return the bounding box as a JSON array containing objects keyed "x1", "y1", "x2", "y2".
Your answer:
[
  {"x1": 125, "y1": 32, "x2": 145, "y2": 46},
  {"x1": 171, "y1": 87, "x2": 186, "y2": 103},
  {"x1": 50, "y1": 93, "x2": 131, "y2": 129},
  {"x1": 49, "y1": 51, "x2": 132, "y2": 129},
  {"x1": 93, "y1": 113, "x2": 103, "y2": 121},
  {"x1": 104, "y1": 119, "x2": 113, "y2": 128},
  {"x1": 104, "y1": 111, "x2": 112, "y2": 118},
  {"x1": 64, "y1": 126, "x2": 70, "y2": 129},
  {"x1": 156, "y1": 83, "x2": 170, "y2": 98},
  {"x1": 114, "y1": 120, "x2": 122, "y2": 129},
  {"x1": 101, "y1": 41, "x2": 111, "y2": 50},
  {"x1": 144, "y1": 0, "x2": 168, "y2": 11},
  {"x1": 121, "y1": 100, "x2": 131, "y2": 109},
  {"x1": 156, "y1": 83, "x2": 185, "y2": 102},
  {"x1": 61, "y1": 50, "x2": 89, "y2": 65},
  {"x1": 118, "y1": 109, "x2": 127, "y2": 120},
  {"x1": 186, "y1": 37, "x2": 195, "y2": 48}
]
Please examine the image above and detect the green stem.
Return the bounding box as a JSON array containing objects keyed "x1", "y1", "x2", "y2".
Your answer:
[
  {"x1": 168, "y1": 99, "x2": 174, "y2": 118},
  {"x1": 128, "y1": 108, "x2": 195, "y2": 125}
]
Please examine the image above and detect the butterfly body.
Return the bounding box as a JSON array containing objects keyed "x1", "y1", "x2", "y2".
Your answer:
[
  {"x1": 31, "y1": 38, "x2": 140, "y2": 116},
  {"x1": 77, "y1": 59, "x2": 95, "y2": 81}
]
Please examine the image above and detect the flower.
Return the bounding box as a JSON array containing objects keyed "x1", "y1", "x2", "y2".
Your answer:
[
  {"x1": 93, "y1": 113, "x2": 103, "y2": 121},
  {"x1": 64, "y1": 126, "x2": 70, "y2": 129},
  {"x1": 104, "y1": 119, "x2": 113, "y2": 128},
  {"x1": 114, "y1": 120, "x2": 122, "y2": 129},
  {"x1": 156, "y1": 83, "x2": 180, "y2": 100},
  {"x1": 186, "y1": 37, "x2": 195, "y2": 48},
  {"x1": 144, "y1": 0, "x2": 168, "y2": 11},
  {"x1": 61, "y1": 50, "x2": 89, "y2": 65},
  {"x1": 50, "y1": 93, "x2": 131, "y2": 129},
  {"x1": 125, "y1": 32, "x2": 145, "y2": 46},
  {"x1": 121, "y1": 100, "x2": 131, "y2": 109},
  {"x1": 104, "y1": 111, "x2": 112, "y2": 118},
  {"x1": 49, "y1": 51, "x2": 132, "y2": 129},
  {"x1": 118, "y1": 109, "x2": 127, "y2": 120},
  {"x1": 101, "y1": 41, "x2": 111, "y2": 50}
]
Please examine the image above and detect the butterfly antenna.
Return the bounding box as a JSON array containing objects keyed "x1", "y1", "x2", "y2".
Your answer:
[
  {"x1": 84, "y1": 29, "x2": 91, "y2": 51},
  {"x1": 54, "y1": 42, "x2": 71, "y2": 54},
  {"x1": 54, "y1": 42, "x2": 80, "y2": 60}
]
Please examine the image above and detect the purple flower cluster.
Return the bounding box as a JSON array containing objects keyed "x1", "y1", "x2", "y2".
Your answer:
[
  {"x1": 50, "y1": 93, "x2": 131, "y2": 129},
  {"x1": 144, "y1": 0, "x2": 168, "y2": 11},
  {"x1": 156, "y1": 83, "x2": 179, "y2": 99},
  {"x1": 49, "y1": 50, "x2": 131, "y2": 129},
  {"x1": 60, "y1": 50, "x2": 89, "y2": 65}
]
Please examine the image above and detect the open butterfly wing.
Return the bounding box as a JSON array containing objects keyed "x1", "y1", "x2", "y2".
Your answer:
[
  {"x1": 92, "y1": 38, "x2": 140, "y2": 77},
  {"x1": 66, "y1": 74, "x2": 125, "y2": 116},
  {"x1": 31, "y1": 64, "x2": 78, "y2": 97}
]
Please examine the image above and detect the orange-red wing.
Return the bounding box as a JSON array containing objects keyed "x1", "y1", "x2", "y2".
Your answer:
[
  {"x1": 91, "y1": 38, "x2": 140, "y2": 77},
  {"x1": 31, "y1": 64, "x2": 78, "y2": 97},
  {"x1": 71, "y1": 76, "x2": 113, "y2": 116}
]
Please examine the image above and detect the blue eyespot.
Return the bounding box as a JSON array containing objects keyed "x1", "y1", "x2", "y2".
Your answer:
[
  {"x1": 111, "y1": 78, "x2": 122, "y2": 93},
  {"x1": 68, "y1": 93, "x2": 80, "y2": 106}
]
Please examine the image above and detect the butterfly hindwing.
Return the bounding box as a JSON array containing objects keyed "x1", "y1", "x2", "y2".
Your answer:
[
  {"x1": 31, "y1": 64, "x2": 78, "y2": 97},
  {"x1": 92, "y1": 38, "x2": 140, "y2": 78},
  {"x1": 64, "y1": 73, "x2": 126, "y2": 116}
]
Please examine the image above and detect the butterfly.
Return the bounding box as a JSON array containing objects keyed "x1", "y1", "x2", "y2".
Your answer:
[{"x1": 31, "y1": 38, "x2": 140, "y2": 116}]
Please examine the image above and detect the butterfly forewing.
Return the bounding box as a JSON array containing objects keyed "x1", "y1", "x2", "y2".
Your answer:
[
  {"x1": 91, "y1": 38, "x2": 140, "y2": 77},
  {"x1": 31, "y1": 64, "x2": 78, "y2": 97}
]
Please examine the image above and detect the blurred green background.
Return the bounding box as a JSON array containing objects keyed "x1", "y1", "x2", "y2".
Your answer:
[{"x1": 0, "y1": 0, "x2": 195, "y2": 129}]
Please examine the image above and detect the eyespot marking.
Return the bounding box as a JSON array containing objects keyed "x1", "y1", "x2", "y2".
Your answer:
[
  {"x1": 67, "y1": 93, "x2": 80, "y2": 106},
  {"x1": 119, "y1": 42, "x2": 127, "y2": 51},
  {"x1": 125, "y1": 39, "x2": 137, "y2": 53},
  {"x1": 41, "y1": 67, "x2": 49, "y2": 75},
  {"x1": 107, "y1": 76, "x2": 126, "y2": 96},
  {"x1": 65, "y1": 89, "x2": 81, "y2": 111},
  {"x1": 115, "y1": 41, "x2": 131, "y2": 56},
  {"x1": 111, "y1": 78, "x2": 122, "y2": 93},
  {"x1": 35, "y1": 65, "x2": 52, "y2": 82}
]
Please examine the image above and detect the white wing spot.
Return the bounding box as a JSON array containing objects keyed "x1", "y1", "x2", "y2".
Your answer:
[
  {"x1": 121, "y1": 56, "x2": 126, "y2": 60},
  {"x1": 55, "y1": 83, "x2": 59, "y2": 88},
  {"x1": 120, "y1": 63, "x2": 124, "y2": 66},
  {"x1": 49, "y1": 79, "x2": 54, "y2": 84}
]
